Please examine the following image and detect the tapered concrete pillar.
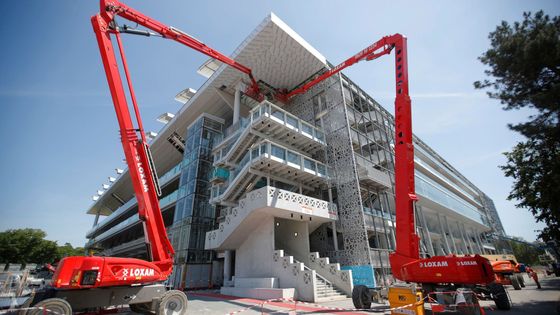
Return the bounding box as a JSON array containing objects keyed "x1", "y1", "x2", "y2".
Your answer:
[
  {"x1": 444, "y1": 216, "x2": 458, "y2": 253},
  {"x1": 457, "y1": 222, "x2": 469, "y2": 254},
  {"x1": 462, "y1": 223, "x2": 475, "y2": 254},
  {"x1": 233, "y1": 83, "x2": 242, "y2": 125},
  {"x1": 93, "y1": 211, "x2": 101, "y2": 227},
  {"x1": 224, "y1": 250, "x2": 232, "y2": 283},
  {"x1": 418, "y1": 206, "x2": 435, "y2": 257},
  {"x1": 437, "y1": 213, "x2": 451, "y2": 254},
  {"x1": 474, "y1": 229, "x2": 485, "y2": 254}
]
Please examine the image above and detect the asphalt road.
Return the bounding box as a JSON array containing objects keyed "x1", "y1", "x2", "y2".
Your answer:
[{"x1": 483, "y1": 275, "x2": 560, "y2": 315}]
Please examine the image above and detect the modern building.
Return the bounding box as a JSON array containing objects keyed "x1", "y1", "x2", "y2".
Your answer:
[{"x1": 84, "y1": 13, "x2": 506, "y2": 301}]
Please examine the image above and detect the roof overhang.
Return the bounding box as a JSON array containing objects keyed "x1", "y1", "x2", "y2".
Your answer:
[{"x1": 86, "y1": 12, "x2": 329, "y2": 215}]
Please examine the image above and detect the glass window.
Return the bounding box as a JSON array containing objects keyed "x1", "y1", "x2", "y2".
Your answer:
[
  {"x1": 304, "y1": 158, "x2": 316, "y2": 171},
  {"x1": 287, "y1": 151, "x2": 300, "y2": 165},
  {"x1": 252, "y1": 110, "x2": 260, "y2": 121},
  {"x1": 286, "y1": 114, "x2": 298, "y2": 128},
  {"x1": 317, "y1": 163, "x2": 326, "y2": 176},
  {"x1": 271, "y1": 144, "x2": 286, "y2": 160},
  {"x1": 251, "y1": 147, "x2": 259, "y2": 159},
  {"x1": 271, "y1": 108, "x2": 284, "y2": 121},
  {"x1": 302, "y1": 123, "x2": 313, "y2": 135},
  {"x1": 261, "y1": 143, "x2": 267, "y2": 155}
]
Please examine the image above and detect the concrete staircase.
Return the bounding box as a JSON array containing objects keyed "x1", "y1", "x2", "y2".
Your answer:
[
  {"x1": 288, "y1": 254, "x2": 348, "y2": 302},
  {"x1": 315, "y1": 275, "x2": 347, "y2": 301}
]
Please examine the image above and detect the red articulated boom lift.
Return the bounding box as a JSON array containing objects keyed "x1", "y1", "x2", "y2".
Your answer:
[
  {"x1": 20, "y1": 1, "x2": 261, "y2": 314},
  {"x1": 22, "y1": 1, "x2": 510, "y2": 313},
  {"x1": 278, "y1": 35, "x2": 511, "y2": 312}
]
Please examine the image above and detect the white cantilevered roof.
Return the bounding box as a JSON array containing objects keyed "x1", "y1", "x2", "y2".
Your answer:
[{"x1": 87, "y1": 12, "x2": 328, "y2": 215}]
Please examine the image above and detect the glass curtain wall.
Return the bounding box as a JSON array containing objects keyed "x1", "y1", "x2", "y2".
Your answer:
[{"x1": 168, "y1": 115, "x2": 223, "y2": 287}]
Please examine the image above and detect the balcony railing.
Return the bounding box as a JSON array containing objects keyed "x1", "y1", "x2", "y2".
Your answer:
[
  {"x1": 213, "y1": 100, "x2": 326, "y2": 162},
  {"x1": 87, "y1": 189, "x2": 179, "y2": 246},
  {"x1": 210, "y1": 140, "x2": 330, "y2": 201},
  {"x1": 86, "y1": 163, "x2": 182, "y2": 238},
  {"x1": 415, "y1": 172, "x2": 485, "y2": 225}
]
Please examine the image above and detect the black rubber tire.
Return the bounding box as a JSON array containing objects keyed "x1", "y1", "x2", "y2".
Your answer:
[
  {"x1": 156, "y1": 290, "x2": 188, "y2": 315},
  {"x1": 352, "y1": 285, "x2": 372, "y2": 309},
  {"x1": 488, "y1": 283, "x2": 511, "y2": 310},
  {"x1": 516, "y1": 273, "x2": 525, "y2": 287},
  {"x1": 510, "y1": 274, "x2": 522, "y2": 290},
  {"x1": 24, "y1": 298, "x2": 72, "y2": 315},
  {"x1": 130, "y1": 302, "x2": 154, "y2": 314}
]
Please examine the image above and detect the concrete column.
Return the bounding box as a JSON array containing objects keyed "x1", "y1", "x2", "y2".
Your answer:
[
  {"x1": 331, "y1": 221, "x2": 339, "y2": 251},
  {"x1": 329, "y1": 187, "x2": 339, "y2": 251},
  {"x1": 380, "y1": 193, "x2": 396, "y2": 250},
  {"x1": 444, "y1": 216, "x2": 458, "y2": 254},
  {"x1": 457, "y1": 222, "x2": 469, "y2": 254},
  {"x1": 233, "y1": 83, "x2": 242, "y2": 125},
  {"x1": 473, "y1": 229, "x2": 485, "y2": 254},
  {"x1": 462, "y1": 223, "x2": 475, "y2": 254},
  {"x1": 93, "y1": 211, "x2": 101, "y2": 227},
  {"x1": 418, "y1": 206, "x2": 435, "y2": 257},
  {"x1": 224, "y1": 250, "x2": 232, "y2": 283},
  {"x1": 437, "y1": 213, "x2": 451, "y2": 254}
]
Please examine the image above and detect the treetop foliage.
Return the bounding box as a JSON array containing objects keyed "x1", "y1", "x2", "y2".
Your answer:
[{"x1": 475, "y1": 11, "x2": 560, "y2": 243}]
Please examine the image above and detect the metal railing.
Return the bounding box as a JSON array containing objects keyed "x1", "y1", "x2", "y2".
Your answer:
[
  {"x1": 210, "y1": 140, "x2": 330, "y2": 201},
  {"x1": 87, "y1": 163, "x2": 182, "y2": 237},
  {"x1": 213, "y1": 100, "x2": 327, "y2": 162}
]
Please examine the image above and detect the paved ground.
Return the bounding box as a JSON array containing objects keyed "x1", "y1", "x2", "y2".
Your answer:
[
  {"x1": 182, "y1": 275, "x2": 559, "y2": 314},
  {"x1": 482, "y1": 274, "x2": 560, "y2": 315}
]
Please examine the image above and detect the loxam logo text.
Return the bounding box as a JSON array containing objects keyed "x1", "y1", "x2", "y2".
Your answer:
[
  {"x1": 457, "y1": 261, "x2": 478, "y2": 266},
  {"x1": 135, "y1": 155, "x2": 149, "y2": 192},
  {"x1": 122, "y1": 268, "x2": 155, "y2": 278},
  {"x1": 419, "y1": 261, "x2": 448, "y2": 268}
]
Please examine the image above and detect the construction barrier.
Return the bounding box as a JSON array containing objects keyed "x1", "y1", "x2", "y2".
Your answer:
[
  {"x1": 426, "y1": 290, "x2": 485, "y2": 315},
  {"x1": 223, "y1": 295, "x2": 433, "y2": 315}
]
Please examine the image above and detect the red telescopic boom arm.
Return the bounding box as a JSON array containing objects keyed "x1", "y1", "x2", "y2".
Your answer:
[
  {"x1": 90, "y1": 0, "x2": 261, "y2": 274},
  {"x1": 284, "y1": 34, "x2": 494, "y2": 285},
  {"x1": 97, "y1": 0, "x2": 261, "y2": 97}
]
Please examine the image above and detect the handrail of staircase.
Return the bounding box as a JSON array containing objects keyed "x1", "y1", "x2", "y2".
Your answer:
[{"x1": 278, "y1": 247, "x2": 334, "y2": 287}]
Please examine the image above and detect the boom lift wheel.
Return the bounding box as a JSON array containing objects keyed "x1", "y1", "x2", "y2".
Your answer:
[
  {"x1": 487, "y1": 282, "x2": 511, "y2": 310},
  {"x1": 156, "y1": 290, "x2": 187, "y2": 315},
  {"x1": 509, "y1": 275, "x2": 521, "y2": 290},
  {"x1": 516, "y1": 273, "x2": 525, "y2": 287},
  {"x1": 22, "y1": 298, "x2": 72, "y2": 315},
  {"x1": 352, "y1": 285, "x2": 372, "y2": 309}
]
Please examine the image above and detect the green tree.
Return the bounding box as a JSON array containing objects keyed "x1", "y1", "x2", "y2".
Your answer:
[
  {"x1": 0, "y1": 229, "x2": 58, "y2": 270},
  {"x1": 507, "y1": 238, "x2": 544, "y2": 265},
  {"x1": 474, "y1": 11, "x2": 560, "y2": 242},
  {"x1": 56, "y1": 242, "x2": 85, "y2": 260}
]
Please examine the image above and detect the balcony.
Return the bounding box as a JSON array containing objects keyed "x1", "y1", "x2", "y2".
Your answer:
[
  {"x1": 213, "y1": 100, "x2": 327, "y2": 169},
  {"x1": 415, "y1": 172, "x2": 486, "y2": 226},
  {"x1": 355, "y1": 154, "x2": 392, "y2": 190},
  {"x1": 86, "y1": 163, "x2": 182, "y2": 238},
  {"x1": 86, "y1": 189, "x2": 178, "y2": 247},
  {"x1": 210, "y1": 140, "x2": 330, "y2": 205},
  {"x1": 206, "y1": 186, "x2": 338, "y2": 250}
]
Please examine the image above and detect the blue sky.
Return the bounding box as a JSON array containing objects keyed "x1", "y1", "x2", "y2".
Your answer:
[{"x1": 0, "y1": 1, "x2": 558, "y2": 246}]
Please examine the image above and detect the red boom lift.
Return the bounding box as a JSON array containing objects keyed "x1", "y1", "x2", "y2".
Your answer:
[
  {"x1": 21, "y1": 1, "x2": 261, "y2": 314},
  {"x1": 22, "y1": 1, "x2": 510, "y2": 313},
  {"x1": 276, "y1": 35, "x2": 511, "y2": 311}
]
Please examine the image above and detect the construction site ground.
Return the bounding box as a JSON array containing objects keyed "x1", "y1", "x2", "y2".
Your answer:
[{"x1": 146, "y1": 275, "x2": 560, "y2": 315}]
